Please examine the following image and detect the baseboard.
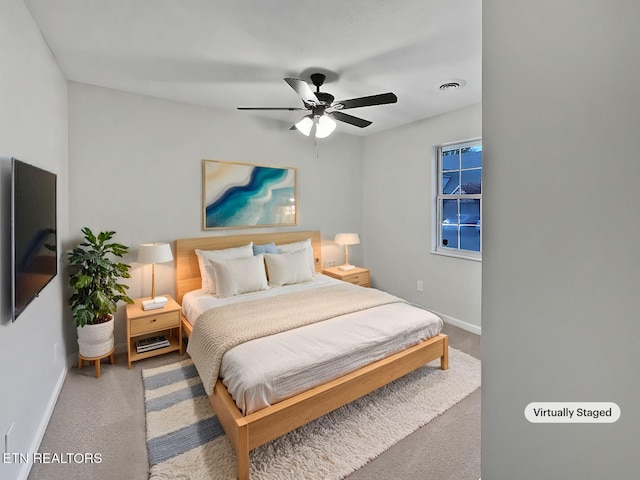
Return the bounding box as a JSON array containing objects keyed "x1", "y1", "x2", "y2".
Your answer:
[
  {"x1": 409, "y1": 303, "x2": 481, "y2": 336},
  {"x1": 440, "y1": 312, "x2": 481, "y2": 336},
  {"x1": 17, "y1": 365, "x2": 68, "y2": 480}
]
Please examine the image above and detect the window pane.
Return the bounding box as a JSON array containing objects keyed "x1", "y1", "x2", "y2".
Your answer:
[
  {"x1": 441, "y1": 199, "x2": 459, "y2": 248},
  {"x1": 441, "y1": 171, "x2": 460, "y2": 194},
  {"x1": 461, "y1": 145, "x2": 482, "y2": 169},
  {"x1": 460, "y1": 198, "x2": 480, "y2": 224},
  {"x1": 442, "y1": 199, "x2": 459, "y2": 224},
  {"x1": 460, "y1": 225, "x2": 481, "y2": 252},
  {"x1": 442, "y1": 149, "x2": 459, "y2": 171},
  {"x1": 441, "y1": 224, "x2": 459, "y2": 249},
  {"x1": 461, "y1": 169, "x2": 482, "y2": 194}
]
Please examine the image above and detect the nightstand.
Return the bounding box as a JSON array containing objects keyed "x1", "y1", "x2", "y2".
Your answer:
[
  {"x1": 322, "y1": 266, "x2": 370, "y2": 287},
  {"x1": 125, "y1": 295, "x2": 183, "y2": 369}
]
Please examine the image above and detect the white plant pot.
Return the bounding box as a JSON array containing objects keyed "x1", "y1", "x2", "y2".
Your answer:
[{"x1": 77, "y1": 315, "x2": 115, "y2": 358}]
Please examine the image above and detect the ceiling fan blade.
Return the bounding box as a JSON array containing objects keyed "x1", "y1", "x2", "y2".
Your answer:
[
  {"x1": 333, "y1": 92, "x2": 398, "y2": 110},
  {"x1": 329, "y1": 111, "x2": 372, "y2": 128},
  {"x1": 237, "y1": 107, "x2": 306, "y2": 111},
  {"x1": 284, "y1": 78, "x2": 319, "y2": 106}
]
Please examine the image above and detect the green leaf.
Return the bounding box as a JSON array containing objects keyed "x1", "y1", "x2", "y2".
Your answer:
[
  {"x1": 74, "y1": 305, "x2": 93, "y2": 328},
  {"x1": 97, "y1": 231, "x2": 115, "y2": 244},
  {"x1": 75, "y1": 275, "x2": 92, "y2": 289},
  {"x1": 81, "y1": 227, "x2": 96, "y2": 244}
]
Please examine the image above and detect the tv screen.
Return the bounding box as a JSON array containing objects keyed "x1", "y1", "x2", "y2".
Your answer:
[{"x1": 11, "y1": 158, "x2": 57, "y2": 321}]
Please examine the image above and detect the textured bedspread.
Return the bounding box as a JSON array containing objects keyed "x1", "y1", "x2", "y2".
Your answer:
[{"x1": 186, "y1": 283, "x2": 403, "y2": 395}]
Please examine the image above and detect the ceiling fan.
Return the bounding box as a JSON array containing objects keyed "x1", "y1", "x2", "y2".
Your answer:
[{"x1": 237, "y1": 73, "x2": 398, "y2": 138}]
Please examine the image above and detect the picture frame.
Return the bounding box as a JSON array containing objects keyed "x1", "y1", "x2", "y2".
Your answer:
[{"x1": 202, "y1": 160, "x2": 297, "y2": 230}]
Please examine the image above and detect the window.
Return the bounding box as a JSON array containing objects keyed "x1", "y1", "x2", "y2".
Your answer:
[{"x1": 435, "y1": 139, "x2": 482, "y2": 259}]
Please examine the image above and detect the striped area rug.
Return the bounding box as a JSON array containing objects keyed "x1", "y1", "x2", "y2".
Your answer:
[{"x1": 143, "y1": 348, "x2": 480, "y2": 480}]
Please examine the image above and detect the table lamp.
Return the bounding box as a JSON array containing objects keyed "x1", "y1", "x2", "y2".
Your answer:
[
  {"x1": 137, "y1": 243, "x2": 173, "y2": 298},
  {"x1": 334, "y1": 233, "x2": 360, "y2": 271}
]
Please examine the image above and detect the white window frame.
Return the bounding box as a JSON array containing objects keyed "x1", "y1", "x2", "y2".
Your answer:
[{"x1": 433, "y1": 138, "x2": 482, "y2": 261}]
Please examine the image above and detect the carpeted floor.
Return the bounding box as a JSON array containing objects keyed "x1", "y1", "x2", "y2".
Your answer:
[{"x1": 28, "y1": 323, "x2": 480, "y2": 480}]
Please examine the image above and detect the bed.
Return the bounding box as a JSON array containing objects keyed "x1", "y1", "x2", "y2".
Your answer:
[{"x1": 175, "y1": 231, "x2": 448, "y2": 480}]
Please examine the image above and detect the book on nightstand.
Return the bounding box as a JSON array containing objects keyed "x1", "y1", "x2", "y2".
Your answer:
[{"x1": 136, "y1": 335, "x2": 170, "y2": 353}]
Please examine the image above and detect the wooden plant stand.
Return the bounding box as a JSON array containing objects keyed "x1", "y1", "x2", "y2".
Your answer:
[{"x1": 78, "y1": 346, "x2": 115, "y2": 378}]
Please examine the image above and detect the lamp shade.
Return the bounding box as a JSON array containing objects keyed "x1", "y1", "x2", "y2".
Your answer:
[
  {"x1": 334, "y1": 233, "x2": 360, "y2": 245},
  {"x1": 295, "y1": 115, "x2": 337, "y2": 138},
  {"x1": 315, "y1": 115, "x2": 336, "y2": 138},
  {"x1": 137, "y1": 243, "x2": 173, "y2": 264},
  {"x1": 295, "y1": 115, "x2": 314, "y2": 136}
]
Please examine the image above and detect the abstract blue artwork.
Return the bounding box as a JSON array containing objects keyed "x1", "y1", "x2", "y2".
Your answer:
[{"x1": 202, "y1": 160, "x2": 297, "y2": 229}]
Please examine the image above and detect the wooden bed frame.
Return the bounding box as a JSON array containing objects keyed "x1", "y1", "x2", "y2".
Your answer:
[{"x1": 175, "y1": 231, "x2": 449, "y2": 480}]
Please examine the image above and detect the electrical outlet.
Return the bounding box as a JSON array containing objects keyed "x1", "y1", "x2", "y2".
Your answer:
[{"x1": 417, "y1": 280, "x2": 424, "y2": 292}]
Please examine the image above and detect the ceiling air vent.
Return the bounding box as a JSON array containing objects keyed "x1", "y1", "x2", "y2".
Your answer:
[{"x1": 439, "y1": 82, "x2": 461, "y2": 91}]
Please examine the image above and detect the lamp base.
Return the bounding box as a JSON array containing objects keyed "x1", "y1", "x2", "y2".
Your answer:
[{"x1": 338, "y1": 264, "x2": 356, "y2": 271}]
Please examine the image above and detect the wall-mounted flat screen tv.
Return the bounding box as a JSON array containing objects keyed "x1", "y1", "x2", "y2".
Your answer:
[{"x1": 11, "y1": 158, "x2": 57, "y2": 321}]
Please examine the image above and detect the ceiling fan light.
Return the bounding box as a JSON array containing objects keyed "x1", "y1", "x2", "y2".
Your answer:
[
  {"x1": 295, "y1": 116, "x2": 314, "y2": 136},
  {"x1": 315, "y1": 115, "x2": 336, "y2": 138}
]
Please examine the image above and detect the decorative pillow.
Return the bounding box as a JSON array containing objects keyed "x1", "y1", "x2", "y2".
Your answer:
[
  {"x1": 276, "y1": 238, "x2": 311, "y2": 253},
  {"x1": 195, "y1": 242, "x2": 253, "y2": 294},
  {"x1": 252, "y1": 242, "x2": 278, "y2": 255},
  {"x1": 276, "y1": 238, "x2": 315, "y2": 275},
  {"x1": 208, "y1": 254, "x2": 268, "y2": 298},
  {"x1": 264, "y1": 250, "x2": 314, "y2": 286}
]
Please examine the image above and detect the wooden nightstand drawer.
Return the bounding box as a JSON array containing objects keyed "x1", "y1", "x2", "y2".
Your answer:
[
  {"x1": 130, "y1": 310, "x2": 179, "y2": 335},
  {"x1": 342, "y1": 271, "x2": 370, "y2": 286},
  {"x1": 322, "y1": 266, "x2": 370, "y2": 287}
]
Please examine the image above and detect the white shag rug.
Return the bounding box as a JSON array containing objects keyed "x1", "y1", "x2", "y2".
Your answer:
[{"x1": 143, "y1": 347, "x2": 480, "y2": 479}]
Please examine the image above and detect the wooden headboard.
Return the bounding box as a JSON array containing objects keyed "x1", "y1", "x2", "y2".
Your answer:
[{"x1": 174, "y1": 230, "x2": 322, "y2": 305}]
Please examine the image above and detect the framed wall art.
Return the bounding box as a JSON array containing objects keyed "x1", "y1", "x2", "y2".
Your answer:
[{"x1": 202, "y1": 160, "x2": 297, "y2": 230}]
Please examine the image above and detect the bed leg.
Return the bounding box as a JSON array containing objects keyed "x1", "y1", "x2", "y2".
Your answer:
[
  {"x1": 441, "y1": 334, "x2": 449, "y2": 370},
  {"x1": 236, "y1": 425, "x2": 250, "y2": 480}
]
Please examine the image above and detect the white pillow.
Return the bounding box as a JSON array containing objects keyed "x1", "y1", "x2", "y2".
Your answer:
[
  {"x1": 208, "y1": 254, "x2": 268, "y2": 298},
  {"x1": 264, "y1": 250, "x2": 314, "y2": 286},
  {"x1": 276, "y1": 238, "x2": 311, "y2": 253},
  {"x1": 276, "y1": 238, "x2": 315, "y2": 275},
  {"x1": 195, "y1": 242, "x2": 253, "y2": 294}
]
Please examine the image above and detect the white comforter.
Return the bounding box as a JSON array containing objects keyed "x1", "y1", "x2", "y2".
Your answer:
[{"x1": 183, "y1": 275, "x2": 443, "y2": 415}]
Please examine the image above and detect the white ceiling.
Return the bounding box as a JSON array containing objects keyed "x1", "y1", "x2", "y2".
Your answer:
[{"x1": 24, "y1": 0, "x2": 481, "y2": 136}]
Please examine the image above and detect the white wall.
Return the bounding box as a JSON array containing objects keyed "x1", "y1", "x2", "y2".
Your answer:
[
  {"x1": 0, "y1": 2, "x2": 69, "y2": 480},
  {"x1": 68, "y1": 82, "x2": 365, "y2": 348},
  {"x1": 482, "y1": 1, "x2": 640, "y2": 478},
  {"x1": 362, "y1": 104, "x2": 482, "y2": 332}
]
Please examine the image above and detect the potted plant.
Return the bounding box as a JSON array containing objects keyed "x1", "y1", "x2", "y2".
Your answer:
[{"x1": 68, "y1": 227, "x2": 133, "y2": 358}]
